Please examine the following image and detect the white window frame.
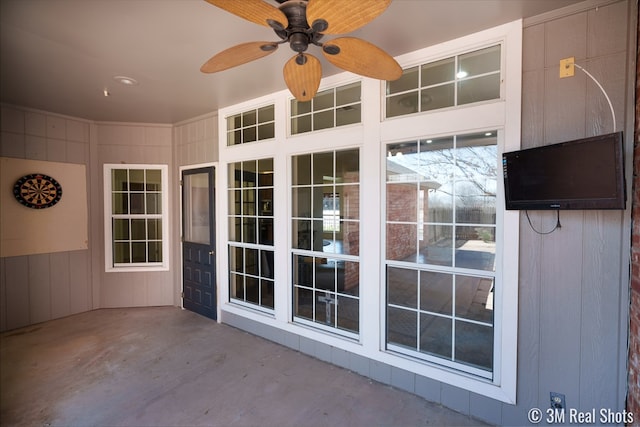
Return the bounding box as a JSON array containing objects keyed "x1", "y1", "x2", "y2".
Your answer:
[
  {"x1": 217, "y1": 20, "x2": 521, "y2": 405},
  {"x1": 378, "y1": 21, "x2": 521, "y2": 404},
  {"x1": 103, "y1": 164, "x2": 170, "y2": 272}
]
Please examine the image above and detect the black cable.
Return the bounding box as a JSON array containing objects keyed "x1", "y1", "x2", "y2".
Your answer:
[{"x1": 525, "y1": 210, "x2": 561, "y2": 235}]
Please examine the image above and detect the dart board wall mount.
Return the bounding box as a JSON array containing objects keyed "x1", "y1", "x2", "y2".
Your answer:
[{"x1": 13, "y1": 173, "x2": 63, "y2": 209}]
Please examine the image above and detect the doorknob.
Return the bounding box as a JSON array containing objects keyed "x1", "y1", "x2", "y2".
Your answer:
[{"x1": 209, "y1": 250, "x2": 215, "y2": 255}]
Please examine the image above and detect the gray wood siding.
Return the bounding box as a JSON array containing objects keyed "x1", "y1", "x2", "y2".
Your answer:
[
  {"x1": 499, "y1": 1, "x2": 633, "y2": 424},
  {"x1": 0, "y1": 108, "x2": 93, "y2": 331}
]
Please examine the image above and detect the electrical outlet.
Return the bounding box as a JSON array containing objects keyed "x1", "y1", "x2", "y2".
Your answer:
[
  {"x1": 559, "y1": 57, "x2": 575, "y2": 78},
  {"x1": 550, "y1": 392, "x2": 566, "y2": 410}
]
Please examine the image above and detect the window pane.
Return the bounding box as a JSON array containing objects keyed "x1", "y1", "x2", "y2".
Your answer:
[
  {"x1": 130, "y1": 193, "x2": 145, "y2": 214},
  {"x1": 313, "y1": 152, "x2": 333, "y2": 185},
  {"x1": 258, "y1": 105, "x2": 274, "y2": 122},
  {"x1": 314, "y1": 89, "x2": 334, "y2": 111},
  {"x1": 294, "y1": 287, "x2": 313, "y2": 320},
  {"x1": 131, "y1": 219, "x2": 146, "y2": 240},
  {"x1": 336, "y1": 221, "x2": 358, "y2": 256},
  {"x1": 131, "y1": 242, "x2": 146, "y2": 262},
  {"x1": 458, "y1": 74, "x2": 500, "y2": 105},
  {"x1": 315, "y1": 291, "x2": 336, "y2": 327},
  {"x1": 291, "y1": 99, "x2": 311, "y2": 116},
  {"x1": 420, "y1": 271, "x2": 452, "y2": 315},
  {"x1": 260, "y1": 249, "x2": 274, "y2": 279},
  {"x1": 455, "y1": 276, "x2": 494, "y2": 323},
  {"x1": 147, "y1": 219, "x2": 162, "y2": 240},
  {"x1": 455, "y1": 320, "x2": 493, "y2": 371},
  {"x1": 145, "y1": 169, "x2": 161, "y2": 191},
  {"x1": 420, "y1": 224, "x2": 453, "y2": 266},
  {"x1": 387, "y1": 306, "x2": 417, "y2": 348},
  {"x1": 112, "y1": 169, "x2": 128, "y2": 191},
  {"x1": 315, "y1": 260, "x2": 335, "y2": 291},
  {"x1": 113, "y1": 219, "x2": 129, "y2": 240},
  {"x1": 258, "y1": 159, "x2": 274, "y2": 185},
  {"x1": 293, "y1": 154, "x2": 311, "y2": 186},
  {"x1": 242, "y1": 110, "x2": 256, "y2": 126},
  {"x1": 114, "y1": 242, "x2": 130, "y2": 263},
  {"x1": 231, "y1": 274, "x2": 244, "y2": 299},
  {"x1": 336, "y1": 104, "x2": 361, "y2": 127},
  {"x1": 386, "y1": 223, "x2": 417, "y2": 262},
  {"x1": 387, "y1": 66, "x2": 418, "y2": 95},
  {"x1": 455, "y1": 226, "x2": 495, "y2": 271},
  {"x1": 258, "y1": 218, "x2": 274, "y2": 246},
  {"x1": 247, "y1": 277, "x2": 258, "y2": 305},
  {"x1": 292, "y1": 119, "x2": 308, "y2": 136},
  {"x1": 313, "y1": 110, "x2": 334, "y2": 131},
  {"x1": 387, "y1": 183, "x2": 417, "y2": 222},
  {"x1": 421, "y1": 58, "x2": 455, "y2": 86},
  {"x1": 227, "y1": 114, "x2": 241, "y2": 131},
  {"x1": 146, "y1": 193, "x2": 160, "y2": 214},
  {"x1": 419, "y1": 314, "x2": 452, "y2": 359},
  {"x1": 243, "y1": 126, "x2": 257, "y2": 143},
  {"x1": 113, "y1": 193, "x2": 128, "y2": 214},
  {"x1": 387, "y1": 266, "x2": 417, "y2": 308},
  {"x1": 243, "y1": 217, "x2": 256, "y2": 243},
  {"x1": 228, "y1": 130, "x2": 241, "y2": 146},
  {"x1": 260, "y1": 279, "x2": 274, "y2": 308},
  {"x1": 258, "y1": 123, "x2": 275, "y2": 140},
  {"x1": 336, "y1": 82, "x2": 360, "y2": 105},
  {"x1": 229, "y1": 190, "x2": 241, "y2": 215},
  {"x1": 258, "y1": 188, "x2": 273, "y2": 216},
  {"x1": 336, "y1": 149, "x2": 359, "y2": 183},
  {"x1": 293, "y1": 219, "x2": 312, "y2": 250},
  {"x1": 337, "y1": 295, "x2": 359, "y2": 333},
  {"x1": 129, "y1": 170, "x2": 144, "y2": 191},
  {"x1": 293, "y1": 255, "x2": 314, "y2": 287},
  {"x1": 292, "y1": 187, "x2": 311, "y2": 218},
  {"x1": 229, "y1": 217, "x2": 241, "y2": 242},
  {"x1": 242, "y1": 189, "x2": 256, "y2": 215},
  {"x1": 339, "y1": 261, "x2": 359, "y2": 295},
  {"x1": 387, "y1": 92, "x2": 418, "y2": 118},
  {"x1": 313, "y1": 187, "x2": 331, "y2": 219},
  {"x1": 458, "y1": 45, "x2": 500, "y2": 77},
  {"x1": 230, "y1": 246, "x2": 243, "y2": 272},
  {"x1": 421, "y1": 84, "x2": 455, "y2": 111},
  {"x1": 244, "y1": 248, "x2": 258, "y2": 276},
  {"x1": 148, "y1": 241, "x2": 162, "y2": 262}
]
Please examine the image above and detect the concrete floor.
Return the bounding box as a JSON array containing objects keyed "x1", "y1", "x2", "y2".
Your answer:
[{"x1": 0, "y1": 307, "x2": 489, "y2": 427}]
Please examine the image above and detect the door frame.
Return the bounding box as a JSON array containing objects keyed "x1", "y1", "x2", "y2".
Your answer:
[{"x1": 179, "y1": 162, "x2": 220, "y2": 320}]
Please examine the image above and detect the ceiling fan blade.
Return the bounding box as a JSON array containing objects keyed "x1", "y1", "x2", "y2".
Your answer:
[
  {"x1": 306, "y1": 0, "x2": 391, "y2": 34},
  {"x1": 200, "y1": 41, "x2": 278, "y2": 73},
  {"x1": 204, "y1": 0, "x2": 287, "y2": 29},
  {"x1": 283, "y1": 53, "x2": 322, "y2": 102},
  {"x1": 321, "y1": 37, "x2": 402, "y2": 81}
]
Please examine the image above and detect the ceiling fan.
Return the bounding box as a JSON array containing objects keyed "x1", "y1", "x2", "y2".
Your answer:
[{"x1": 200, "y1": 0, "x2": 402, "y2": 101}]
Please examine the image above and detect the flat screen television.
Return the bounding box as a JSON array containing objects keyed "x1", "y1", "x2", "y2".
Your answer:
[{"x1": 502, "y1": 131, "x2": 625, "y2": 210}]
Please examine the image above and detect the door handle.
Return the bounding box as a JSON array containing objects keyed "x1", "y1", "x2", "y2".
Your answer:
[{"x1": 209, "y1": 250, "x2": 215, "y2": 255}]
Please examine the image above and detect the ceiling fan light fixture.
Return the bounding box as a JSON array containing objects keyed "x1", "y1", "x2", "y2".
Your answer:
[
  {"x1": 113, "y1": 75, "x2": 138, "y2": 86},
  {"x1": 322, "y1": 44, "x2": 340, "y2": 55},
  {"x1": 311, "y1": 18, "x2": 328, "y2": 33},
  {"x1": 260, "y1": 43, "x2": 278, "y2": 52}
]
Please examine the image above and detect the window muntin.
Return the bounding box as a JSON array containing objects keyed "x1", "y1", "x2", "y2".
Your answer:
[
  {"x1": 385, "y1": 45, "x2": 501, "y2": 118},
  {"x1": 385, "y1": 132, "x2": 497, "y2": 377},
  {"x1": 226, "y1": 105, "x2": 275, "y2": 146},
  {"x1": 105, "y1": 165, "x2": 168, "y2": 271},
  {"x1": 292, "y1": 149, "x2": 360, "y2": 336},
  {"x1": 290, "y1": 82, "x2": 361, "y2": 135},
  {"x1": 228, "y1": 159, "x2": 275, "y2": 310}
]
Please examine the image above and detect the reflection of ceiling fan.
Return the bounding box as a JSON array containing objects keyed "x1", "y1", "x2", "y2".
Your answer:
[{"x1": 200, "y1": 0, "x2": 402, "y2": 101}]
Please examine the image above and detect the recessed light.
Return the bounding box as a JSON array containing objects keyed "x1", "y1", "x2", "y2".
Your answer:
[
  {"x1": 456, "y1": 70, "x2": 468, "y2": 78},
  {"x1": 113, "y1": 75, "x2": 138, "y2": 86},
  {"x1": 485, "y1": 132, "x2": 492, "y2": 136},
  {"x1": 103, "y1": 89, "x2": 110, "y2": 97}
]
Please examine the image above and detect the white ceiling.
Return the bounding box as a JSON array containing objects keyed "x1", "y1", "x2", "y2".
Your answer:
[{"x1": 0, "y1": 0, "x2": 584, "y2": 124}]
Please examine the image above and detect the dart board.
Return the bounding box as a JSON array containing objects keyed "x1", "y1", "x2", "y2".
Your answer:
[{"x1": 13, "y1": 173, "x2": 63, "y2": 209}]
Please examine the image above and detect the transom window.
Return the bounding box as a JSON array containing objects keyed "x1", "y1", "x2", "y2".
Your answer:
[
  {"x1": 290, "y1": 82, "x2": 361, "y2": 135},
  {"x1": 104, "y1": 165, "x2": 169, "y2": 272},
  {"x1": 228, "y1": 158, "x2": 275, "y2": 310},
  {"x1": 386, "y1": 45, "x2": 501, "y2": 118},
  {"x1": 385, "y1": 132, "x2": 497, "y2": 378},
  {"x1": 226, "y1": 105, "x2": 275, "y2": 146},
  {"x1": 291, "y1": 149, "x2": 360, "y2": 336}
]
